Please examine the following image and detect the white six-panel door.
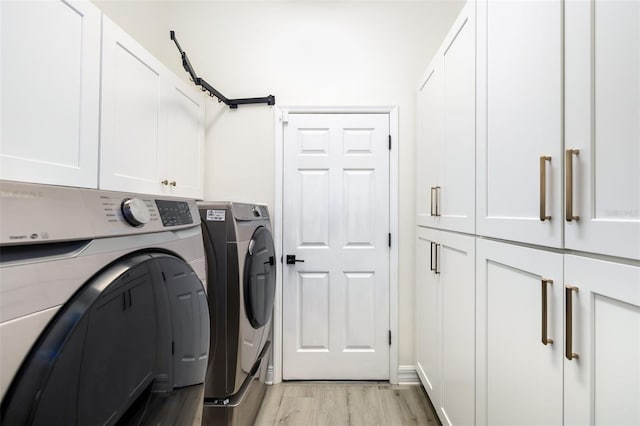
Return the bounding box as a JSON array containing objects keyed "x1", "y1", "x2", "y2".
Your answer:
[{"x1": 282, "y1": 113, "x2": 390, "y2": 379}]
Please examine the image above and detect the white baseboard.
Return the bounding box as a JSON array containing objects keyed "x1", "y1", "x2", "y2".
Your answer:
[
  {"x1": 397, "y1": 365, "x2": 420, "y2": 385},
  {"x1": 265, "y1": 364, "x2": 418, "y2": 386},
  {"x1": 266, "y1": 365, "x2": 274, "y2": 385}
]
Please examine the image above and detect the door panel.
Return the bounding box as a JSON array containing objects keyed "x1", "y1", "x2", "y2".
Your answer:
[
  {"x1": 283, "y1": 113, "x2": 389, "y2": 379},
  {"x1": 415, "y1": 228, "x2": 440, "y2": 406},
  {"x1": 439, "y1": 231, "x2": 475, "y2": 426},
  {"x1": 565, "y1": 0, "x2": 640, "y2": 260},
  {"x1": 440, "y1": 3, "x2": 476, "y2": 233},
  {"x1": 0, "y1": 0, "x2": 100, "y2": 188},
  {"x1": 564, "y1": 255, "x2": 640, "y2": 426},
  {"x1": 476, "y1": 0, "x2": 563, "y2": 247},
  {"x1": 417, "y1": 61, "x2": 443, "y2": 227},
  {"x1": 100, "y1": 17, "x2": 166, "y2": 195},
  {"x1": 476, "y1": 239, "x2": 563, "y2": 426}
]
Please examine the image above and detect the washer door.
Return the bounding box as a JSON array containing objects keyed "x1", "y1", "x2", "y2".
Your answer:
[
  {"x1": 243, "y1": 226, "x2": 276, "y2": 329},
  {"x1": 0, "y1": 253, "x2": 209, "y2": 426}
]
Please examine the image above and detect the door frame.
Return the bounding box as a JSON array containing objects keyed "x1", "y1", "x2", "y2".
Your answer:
[{"x1": 272, "y1": 105, "x2": 399, "y2": 384}]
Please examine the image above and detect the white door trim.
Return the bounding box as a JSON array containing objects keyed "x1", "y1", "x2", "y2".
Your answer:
[{"x1": 273, "y1": 105, "x2": 399, "y2": 384}]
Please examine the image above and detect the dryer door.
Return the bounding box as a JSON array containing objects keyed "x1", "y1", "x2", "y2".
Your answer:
[
  {"x1": 243, "y1": 226, "x2": 276, "y2": 329},
  {"x1": 0, "y1": 252, "x2": 209, "y2": 426}
]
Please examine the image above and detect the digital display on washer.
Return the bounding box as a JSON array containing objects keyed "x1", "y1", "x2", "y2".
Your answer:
[{"x1": 155, "y1": 200, "x2": 193, "y2": 226}]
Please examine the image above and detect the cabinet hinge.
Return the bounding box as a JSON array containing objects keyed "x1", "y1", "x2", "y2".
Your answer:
[
  {"x1": 388, "y1": 135, "x2": 391, "y2": 150},
  {"x1": 388, "y1": 330, "x2": 392, "y2": 346},
  {"x1": 388, "y1": 233, "x2": 391, "y2": 248}
]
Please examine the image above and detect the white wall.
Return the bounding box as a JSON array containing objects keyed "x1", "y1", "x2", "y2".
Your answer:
[{"x1": 93, "y1": 0, "x2": 464, "y2": 368}]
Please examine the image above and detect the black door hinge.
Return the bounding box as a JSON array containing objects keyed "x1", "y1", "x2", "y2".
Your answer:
[
  {"x1": 388, "y1": 233, "x2": 391, "y2": 248},
  {"x1": 388, "y1": 330, "x2": 392, "y2": 346},
  {"x1": 388, "y1": 135, "x2": 392, "y2": 150}
]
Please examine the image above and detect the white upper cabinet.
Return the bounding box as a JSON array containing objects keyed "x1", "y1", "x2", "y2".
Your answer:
[
  {"x1": 100, "y1": 16, "x2": 167, "y2": 196},
  {"x1": 476, "y1": 0, "x2": 563, "y2": 248},
  {"x1": 564, "y1": 255, "x2": 640, "y2": 426},
  {"x1": 164, "y1": 74, "x2": 205, "y2": 199},
  {"x1": 565, "y1": 0, "x2": 640, "y2": 261},
  {"x1": 417, "y1": 1, "x2": 476, "y2": 233},
  {"x1": 417, "y1": 58, "x2": 443, "y2": 228},
  {"x1": 1, "y1": 0, "x2": 101, "y2": 188},
  {"x1": 100, "y1": 17, "x2": 205, "y2": 199}
]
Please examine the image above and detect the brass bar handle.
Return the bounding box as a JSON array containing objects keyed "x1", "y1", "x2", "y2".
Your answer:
[
  {"x1": 541, "y1": 279, "x2": 553, "y2": 345},
  {"x1": 435, "y1": 186, "x2": 441, "y2": 217},
  {"x1": 434, "y1": 243, "x2": 440, "y2": 274},
  {"x1": 565, "y1": 285, "x2": 580, "y2": 360},
  {"x1": 430, "y1": 242, "x2": 436, "y2": 272},
  {"x1": 430, "y1": 187, "x2": 436, "y2": 216},
  {"x1": 565, "y1": 149, "x2": 580, "y2": 222},
  {"x1": 539, "y1": 156, "x2": 552, "y2": 221}
]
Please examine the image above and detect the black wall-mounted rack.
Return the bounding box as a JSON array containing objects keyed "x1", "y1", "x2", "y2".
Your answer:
[{"x1": 170, "y1": 31, "x2": 275, "y2": 109}]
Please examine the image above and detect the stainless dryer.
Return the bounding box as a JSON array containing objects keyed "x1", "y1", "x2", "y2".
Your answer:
[
  {"x1": 198, "y1": 202, "x2": 276, "y2": 426},
  {"x1": 0, "y1": 181, "x2": 210, "y2": 425}
]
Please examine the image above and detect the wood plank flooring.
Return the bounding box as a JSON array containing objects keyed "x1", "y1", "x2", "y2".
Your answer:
[{"x1": 254, "y1": 382, "x2": 441, "y2": 426}]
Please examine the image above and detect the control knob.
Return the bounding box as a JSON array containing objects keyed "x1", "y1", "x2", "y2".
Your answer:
[{"x1": 121, "y1": 198, "x2": 150, "y2": 227}]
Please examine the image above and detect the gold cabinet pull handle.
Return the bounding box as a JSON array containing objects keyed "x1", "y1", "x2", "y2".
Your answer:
[
  {"x1": 434, "y1": 243, "x2": 440, "y2": 274},
  {"x1": 430, "y1": 187, "x2": 439, "y2": 216},
  {"x1": 435, "y1": 186, "x2": 441, "y2": 217},
  {"x1": 565, "y1": 149, "x2": 580, "y2": 222},
  {"x1": 430, "y1": 241, "x2": 437, "y2": 273},
  {"x1": 539, "y1": 156, "x2": 552, "y2": 221},
  {"x1": 541, "y1": 278, "x2": 554, "y2": 345},
  {"x1": 161, "y1": 179, "x2": 169, "y2": 186},
  {"x1": 565, "y1": 285, "x2": 580, "y2": 360}
]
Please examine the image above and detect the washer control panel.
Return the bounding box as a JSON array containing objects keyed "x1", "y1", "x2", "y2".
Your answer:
[{"x1": 155, "y1": 200, "x2": 194, "y2": 227}]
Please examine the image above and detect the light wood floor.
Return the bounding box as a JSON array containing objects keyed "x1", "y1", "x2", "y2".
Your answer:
[{"x1": 254, "y1": 382, "x2": 441, "y2": 426}]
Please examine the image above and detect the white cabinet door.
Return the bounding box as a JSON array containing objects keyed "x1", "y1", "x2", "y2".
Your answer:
[
  {"x1": 100, "y1": 17, "x2": 167, "y2": 196},
  {"x1": 438, "y1": 230, "x2": 475, "y2": 426},
  {"x1": 565, "y1": 0, "x2": 640, "y2": 260},
  {"x1": 416, "y1": 1, "x2": 475, "y2": 234},
  {"x1": 476, "y1": 239, "x2": 563, "y2": 426},
  {"x1": 165, "y1": 74, "x2": 205, "y2": 199},
  {"x1": 1, "y1": 0, "x2": 100, "y2": 188},
  {"x1": 416, "y1": 227, "x2": 441, "y2": 408},
  {"x1": 564, "y1": 255, "x2": 640, "y2": 426},
  {"x1": 416, "y1": 228, "x2": 474, "y2": 426},
  {"x1": 476, "y1": 0, "x2": 563, "y2": 248},
  {"x1": 416, "y1": 59, "x2": 443, "y2": 228},
  {"x1": 438, "y1": 1, "x2": 476, "y2": 234}
]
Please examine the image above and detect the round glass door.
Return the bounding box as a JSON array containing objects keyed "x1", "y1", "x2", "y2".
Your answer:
[{"x1": 243, "y1": 226, "x2": 276, "y2": 329}]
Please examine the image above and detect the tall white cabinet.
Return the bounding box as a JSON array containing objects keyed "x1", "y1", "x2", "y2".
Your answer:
[
  {"x1": 564, "y1": 0, "x2": 640, "y2": 260},
  {"x1": 416, "y1": 1, "x2": 640, "y2": 425},
  {"x1": 416, "y1": 2, "x2": 476, "y2": 234},
  {"x1": 1, "y1": 0, "x2": 101, "y2": 188},
  {"x1": 476, "y1": 0, "x2": 563, "y2": 248}
]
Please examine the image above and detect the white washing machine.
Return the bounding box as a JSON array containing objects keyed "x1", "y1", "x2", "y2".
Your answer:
[{"x1": 0, "y1": 181, "x2": 210, "y2": 425}]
